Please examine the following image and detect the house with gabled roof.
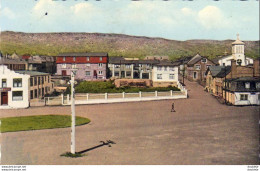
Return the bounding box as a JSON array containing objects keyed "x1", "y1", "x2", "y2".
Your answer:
[{"x1": 186, "y1": 54, "x2": 216, "y2": 85}]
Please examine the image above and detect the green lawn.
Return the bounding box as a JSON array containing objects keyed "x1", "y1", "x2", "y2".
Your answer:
[{"x1": 0, "y1": 115, "x2": 90, "y2": 133}]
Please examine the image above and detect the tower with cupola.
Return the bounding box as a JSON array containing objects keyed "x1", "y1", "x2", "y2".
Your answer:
[{"x1": 232, "y1": 34, "x2": 246, "y2": 66}]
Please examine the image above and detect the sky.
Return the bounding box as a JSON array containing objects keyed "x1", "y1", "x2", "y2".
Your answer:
[{"x1": 0, "y1": 0, "x2": 259, "y2": 41}]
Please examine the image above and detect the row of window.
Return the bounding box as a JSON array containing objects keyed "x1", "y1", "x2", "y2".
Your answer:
[
  {"x1": 157, "y1": 66, "x2": 175, "y2": 71},
  {"x1": 30, "y1": 87, "x2": 50, "y2": 99},
  {"x1": 61, "y1": 63, "x2": 103, "y2": 69},
  {"x1": 63, "y1": 57, "x2": 103, "y2": 62},
  {"x1": 157, "y1": 74, "x2": 175, "y2": 80},
  {"x1": 30, "y1": 76, "x2": 50, "y2": 87},
  {"x1": 194, "y1": 64, "x2": 212, "y2": 70},
  {"x1": 240, "y1": 94, "x2": 260, "y2": 101},
  {"x1": 85, "y1": 70, "x2": 103, "y2": 76},
  {"x1": 1, "y1": 78, "x2": 23, "y2": 88}
]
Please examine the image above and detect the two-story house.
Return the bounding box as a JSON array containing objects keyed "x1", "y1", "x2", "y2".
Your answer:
[
  {"x1": 152, "y1": 60, "x2": 179, "y2": 87},
  {"x1": 187, "y1": 54, "x2": 216, "y2": 85},
  {"x1": 56, "y1": 52, "x2": 108, "y2": 80}
]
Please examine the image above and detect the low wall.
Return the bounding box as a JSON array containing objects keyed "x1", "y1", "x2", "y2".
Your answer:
[{"x1": 114, "y1": 79, "x2": 152, "y2": 87}]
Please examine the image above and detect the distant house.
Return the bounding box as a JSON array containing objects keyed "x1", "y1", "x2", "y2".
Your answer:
[
  {"x1": 186, "y1": 54, "x2": 216, "y2": 85},
  {"x1": 0, "y1": 65, "x2": 30, "y2": 108},
  {"x1": 0, "y1": 56, "x2": 28, "y2": 71},
  {"x1": 145, "y1": 56, "x2": 169, "y2": 61},
  {"x1": 214, "y1": 34, "x2": 254, "y2": 66},
  {"x1": 205, "y1": 59, "x2": 260, "y2": 97},
  {"x1": 223, "y1": 77, "x2": 260, "y2": 105},
  {"x1": 0, "y1": 66, "x2": 54, "y2": 108},
  {"x1": 109, "y1": 57, "x2": 157, "y2": 79},
  {"x1": 56, "y1": 52, "x2": 108, "y2": 80},
  {"x1": 152, "y1": 60, "x2": 179, "y2": 87}
]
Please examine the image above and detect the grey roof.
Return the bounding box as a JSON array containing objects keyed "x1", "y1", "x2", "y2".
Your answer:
[
  {"x1": 187, "y1": 54, "x2": 203, "y2": 65},
  {"x1": 15, "y1": 70, "x2": 50, "y2": 76},
  {"x1": 0, "y1": 58, "x2": 27, "y2": 64},
  {"x1": 108, "y1": 57, "x2": 125, "y2": 64},
  {"x1": 57, "y1": 52, "x2": 108, "y2": 57},
  {"x1": 215, "y1": 66, "x2": 231, "y2": 78},
  {"x1": 154, "y1": 60, "x2": 178, "y2": 66},
  {"x1": 207, "y1": 66, "x2": 226, "y2": 77}
]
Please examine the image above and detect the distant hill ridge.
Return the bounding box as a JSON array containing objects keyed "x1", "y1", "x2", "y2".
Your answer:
[{"x1": 0, "y1": 31, "x2": 259, "y2": 60}]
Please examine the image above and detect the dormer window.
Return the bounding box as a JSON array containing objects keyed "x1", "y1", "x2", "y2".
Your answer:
[
  {"x1": 63, "y1": 57, "x2": 65, "y2": 61},
  {"x1": 86, "y1": 57, "x2": 90, "y2": 61},
  {"x1": 245, "y1": 82, "x2": 250, "y2": 89},
  {"x1": 201, "y1": 58, "x2": 207, "y2": 63},
  {"x1": 99, "y1": 57, "x2": 103, "y2": 61},
  {"x1": 73, "y1": 57, "x2": 76, "y2": 61}
]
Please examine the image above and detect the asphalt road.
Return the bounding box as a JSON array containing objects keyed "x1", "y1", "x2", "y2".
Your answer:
[{"x1": 0, "y1": 80, "x2": 259, "y2": 165}]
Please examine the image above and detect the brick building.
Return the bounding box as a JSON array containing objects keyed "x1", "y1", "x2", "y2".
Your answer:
[{"x1": 56, "y1": 52, "x2": 108, "y2": 80}]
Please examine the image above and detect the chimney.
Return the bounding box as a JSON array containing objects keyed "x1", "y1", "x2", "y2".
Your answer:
[
  {"x1": 231, "y1": 59, "x2": 237, "y2": 78},
  {"x1": 253, "y1": 59, "x2": 260, "y2": 77}
]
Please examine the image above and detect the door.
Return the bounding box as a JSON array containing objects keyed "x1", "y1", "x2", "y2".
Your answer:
[
  {"x1": 193, "y1": 72, "x2": 197, "y2": 79},
  {"x1": 1, "y1": 92, "x2": 8, "y2": 105},
  {"x1": 62, "y1": 70, "x2": 66, "y2": 76}
]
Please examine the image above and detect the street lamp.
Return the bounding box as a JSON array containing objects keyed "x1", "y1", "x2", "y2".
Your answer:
[{"x1": 70, "y1": 69, "x2": 77, "y2": 154}]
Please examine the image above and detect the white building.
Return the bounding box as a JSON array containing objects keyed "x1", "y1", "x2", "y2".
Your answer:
[
  {"x1": 218, "y1": 34, "x2": 254, "y2": 66},
  {"x1": 152, "y1": 61, "x2": 179, "y2": 87},
  {"x1": 0, "y1": 65, "x2": 30, "y2": 109}
]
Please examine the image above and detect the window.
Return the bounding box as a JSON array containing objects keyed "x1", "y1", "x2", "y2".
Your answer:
[
  {"x1": 98, "y1": 71, "x2": 103, "y2": 75},
  {"x1": 126, "y1": 71, "x2": 131, "y2": 77},
  {"x1": 98, "y1": 63, "x2": 103, "y2": 67},
  {"x1": 48, "y1": 76, "x2": 50, "y2": 83},
  {"x1": 34, "y1": 89, "x2": 37, "y2": 98},
  {"x1": 193, "y1": 72, "x2": 197, "y2": 79},
  {"x1": 86, "y1": 71, "x2": 91, "y2": 76},
  {"x1": 245, "y1": 82, "x2": 250, "y2": 89},
  {"x1": 86, "y1": 57, "x2": 90, "y2": 61},
  {"x1": 41, "y1": 77, "x2": 44, "y2": 84},
  {"x1": 99, "y1": 57, "x2": 103, "y2": 61},
  {"x1": 61, "y1": 64, "x2": 66, "y2": 69},
  {"x1": 240, "y1": 94, "x2": 248, "y2": 101},
  {"x1": 115, "y1": 64, "x2": 120, "y2": 68},
  {"x1": 114, "y1": 71, "x2": 119, "y2": 76},
  {"x1": 45, "y1": 76, "x2": 47, "y2": 82},
  {"x1": 12, "y1": 91, "x2": 23, "y2": 101},
  {"x1": 157, "y1": 74, "x2": 162, "y2": 79},
  {"x1": 169, "y1": 74, "x2": 175, "y2": 79},
  {"x1": 256, "y1": 82, "x2": 260, "y2": 89},
  {"x1": 86, "y1": 63, "x2": 90, "y2": 67},
  {"x1": 195, "y1": 65, "x2": 201, "y2": 70},
  {"x1": 223, "y1": 63, "x2": 225, "y2": 66},
  {"x1": 164, "y1": 67, "x2": 167, "y2": 71},
  {"x1": 169, "y1": 67, "x2": 174, "y2": 71},
  {"x1": 258, "y1": 94, "x2": 260, "y2": 100},
  {"x1": 125, "y1": 64, "x2": 131, "y2": 69},
  {"x1": 30, "y1": 90, "x2": 33, "y2": 99},
  {"x1": 204, "y1": 72, "x2": 207, "y2": 77},
  {"x1": 63, "y1": 57, "x2": 65, "y2": 61},
  {"x1": 13, "y1": 78, "x2": 22, "y2": 87},
  {"x1": 201, "y1": 58, "x2": 207, "y2": 63},
  {"x1": 72, "y1": 64, "x2": 77, "y2": 69},
  {"x1": 2, "y1": 79, "x2": 7, "y2": 87},
  {"x1": 34, "y1": 77, "x2": 37, "y2": 86},
  {"x1": 157, "y1": 66, "x2": 162, "y2": 71},
  {"x1": 38, "y1": 88, "x2": 41, "y2": 96},
  {"x1": 30, "y1": 78, "x2": 33, "y2": 86},
  {"x1": 73, "y1": 57, "x2": 76, "y2": 61}
]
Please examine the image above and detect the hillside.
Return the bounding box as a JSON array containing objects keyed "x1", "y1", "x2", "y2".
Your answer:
[{"x1": 0, "y1": 31, "x2": 259, "y2": 60}]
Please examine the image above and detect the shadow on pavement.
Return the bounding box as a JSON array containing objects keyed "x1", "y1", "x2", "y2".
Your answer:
[{"x1": 78, "y1": 140, "x2": 116, "y2": 154}]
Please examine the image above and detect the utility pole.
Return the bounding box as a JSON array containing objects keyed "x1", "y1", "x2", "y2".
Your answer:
[
  {"x1": 70, "y1": 69, "x2": 77, "y2": 154},
  {"x1": 224, "y1": 66, "x2": 227, "y2": 104}
]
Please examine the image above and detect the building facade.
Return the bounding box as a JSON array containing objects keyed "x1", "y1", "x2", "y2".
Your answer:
[
  {"x1": 152, "y1": 61, "x2": 179, "y2": 87},
  {"x1": 56, "y1": 52, "x2": 108, "y2": 80},
  {"x1": 0, "y1": 65, "x2": 30, "y2": 108},
  {"x1": 186, "y1": 54, "x2": 216, "y2": 85},
  {"x1": 223, "y1": 77, "x2": 260, "y2": 105}
]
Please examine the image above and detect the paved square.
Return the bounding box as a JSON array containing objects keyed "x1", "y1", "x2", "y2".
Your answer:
[{"x1": 0, "y1": 80, "x2": 259, "y2": 164}]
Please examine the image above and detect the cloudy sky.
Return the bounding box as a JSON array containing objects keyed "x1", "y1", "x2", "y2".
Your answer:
[{"x1": 0, "y1": 0, "x2": 259, "y2": 40}]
